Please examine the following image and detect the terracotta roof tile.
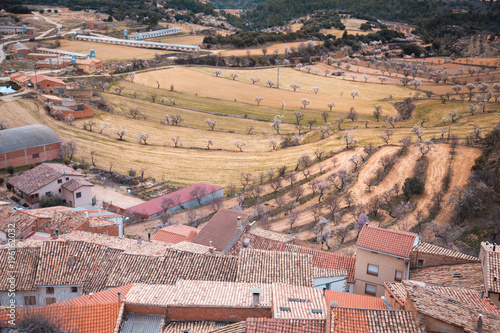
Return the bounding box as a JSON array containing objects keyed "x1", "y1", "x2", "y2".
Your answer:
[
  {"x1": 356, "y1": 225, "x2": 418, "y2": 258},
  {"x1": 164, "y1": 321, "x2": 216, "y2": 332},
  {"x1": 0, "y1": 210, "x2": 40, "y2": 238},
  {"x1": 192, "y1": 209, "x2": 249, "y2": 252},
  {"x1": 9, "y1": 163, "x2": 81, "y2": 194},
  {"x1": 236, "y1": 248, "x2": 313, "y2": 287},
  {"x1": 60, "y1": 178, "x2": 93, "y2": 192},
  {"x1": 272, "y1": 283, "x2": 327, "y2": 320},
  {"x1": 384, "y1": 282, "x2": 407, "y2": 307},
  {"x1": 31, "y1": 74, "x2": 66, "y2": 86},
  {"x1": 153, "y1": 224, "x2": 200, "y2": 244},
  {"x1": 481, "y1": 242, "x2": 500, "y2": 293},
  {"x1": 249, "y1": 227, "x2": 292, "y2": 243},
  {"x1": 330, "y1": 307, "x2": 420, "y2": 333},
  {"x1": 404, "y1": 282, "x2": 500, "y2": 333},
  {"x1": 324, "y1": 290, "x2": 387, "y2": 310},
  {"x1": 125, "y1": 280, "x2": 273, "y2": 308},
  {"x1": 229, "y1": 233, "x2": 355, "y2": 283},
  {"x1": 414, "y1": 242, "x2": 479, "y2": 262},
  {"x1": 312, "y1": 267, "x2": 347, "y2": 279},
  {"x1": 209, "y1": 321, "x2": 246, "y2": 333},
  {"x1": 409, "y1": 263, "x2": 483, "y2": 290},
  {"x1": 245, "y1": 318, "x2": 326, "y2": 333},
  {"x1": 0, "y1": 247, "x2": 40, "y2": 291},
  {"x1": 169, "y1": 240, "x2": 212, "y2": 254}
]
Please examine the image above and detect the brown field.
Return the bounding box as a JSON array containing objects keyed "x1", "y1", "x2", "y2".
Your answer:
[
  {"x1": 57, "y1": 40, "x2": 175, "y2": 61},
  {"x1": 217, "y1": 41, "x2": 321, "y2": 57}
]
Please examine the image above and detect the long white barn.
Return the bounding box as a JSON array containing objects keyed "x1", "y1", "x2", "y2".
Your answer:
[
  {"x1": 75, "y1": 35, "x2": 200, "y2": 52},
  {"x1": 128, "y1": 27, "x2": 182, "y2": 40}
]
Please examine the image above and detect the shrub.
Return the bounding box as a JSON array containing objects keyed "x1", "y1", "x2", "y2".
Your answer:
[
  {"x1": 6, "y1": 165, "x2": 14, "y2": 175},
  {"x1": 64, "y1": 157, "x2": 71, "y2": 165},
  {"x1": 6, "y1": 183, "x2": 12, "y2": 190},
  {"x1": 403, "y1": 177, "x2": 425, "y2": 198},
  {"x1": 0, "y1": 178, "x2": 3, "y2": 185},
  {"x1": 128, "y1": 169, "x2": 137, "y2": 177},
  {"x1": 39, "y1": 194, "x2": 64, "y2": 208}
]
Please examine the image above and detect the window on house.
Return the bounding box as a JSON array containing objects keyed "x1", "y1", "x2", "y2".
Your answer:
[
  {"x1": 66, "y1": 177, "x2": 69, "y2": 180},
  {"x1": 24, "y1": 296, "x2": 36, "y2": 306},
  {"x1": 46, "y1": 287, "x2": 54, "y2": 294},
  {"x1": 45, "y1": 192, "x2": 52, "y2": 197},
  {"x1": 76, "y1": 192, "x2": 82, "y2": 198},
  {"x1": 417, "y1": 259, "x2": 424, "y2": 267},
  {"x1": 32, "y1": 153, "x2": 39, "y2": 158},
  {"x1": 395, "y1": 270, "x2": 403, "y2": 282},
  {"x1": 58, "y1": 179, "x2": 62, "y2": 184},
  {"x1": 58, "y1": 189, "x2": 61, "y2": 193},
  {"x1": 367, "y1": 264, "x2": 379, "y2": 276},
  {"x1": 45, "y1": 297, "x2": 56, "y2": 305},
  {"x1": 71, "y1": 287, "x2": 78, "y2": 293},
  {"x1": 365, "y1": 283, "x2": 377, "y2": 295}
]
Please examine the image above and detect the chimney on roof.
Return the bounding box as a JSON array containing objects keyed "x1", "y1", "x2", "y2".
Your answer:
[
  {"x1": 137, "y1": 237, "x2": 143, "y2": 245},
  {"x1": 476, "y1": 314, "x2": 483, "y2": 333},
  {"x1": 251, "y1": 288, "x2": 262, "y2": 306},
  {"x1": 493, "y1": 243, "x2": 497, "y2": 251},
  {"x1": 55, "y1": 228, "x2": 59, "y2": 237},
  {"x1": 118, "y1": 291, "x2": 121, "y2": 303},
  {"x1": 68, "y1": 255, "x2": 77, "y2": 266},
  {"x1": 242, "y1": 237, "x2": 250, "y2": 248},
  {"x1": 494, "y1": 276, "x2": 498, "y2": 282},
  {"x1": 84, "y1": 211, "x2": 88, "y2": 217},
  {"x1": 237, "y1": 216, "x2": 242, "y2": 229},
  {"x1": 208, "y1": 240, "x2": 215, "y2": 254},
  {"x1": 330, "y1": 301, "x2": 339, "y2": 307}
]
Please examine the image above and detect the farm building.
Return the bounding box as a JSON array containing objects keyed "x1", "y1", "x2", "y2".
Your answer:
[
  {"x1": 0, "y1": 125, "x2": 62, "y2": 169},
  {"x1": 8, "y1": 163, "x2": 93, "y2": 209},
  {"x1": 31, "y1": 75, "x2": 66, "y2": 94},
  {"x1": 10, "y1": 73, "x2": 30, "y2": 87},
  {"x1": 88, "y1": 21, "x2": 107, "y2": 30},
  {"x1": 75, "y1": 35, "x2": 200, "y2": 52},
  {"x1": 39, "y1": 95, "x2": 94, "y2": 119},
  {"x1": 0, "y1": 25, "x2": 35, "y2": 34},
  {"x1": 35, "y1": 57, "x2": 72, "y2": 70},
  {"x1": 128, "y1": 27, "x2": 181, "y2": 40},
  {"x1": 14, "y1": 42, "x2": 29, "y2": 57},
  {"x1": 36, "y1": 48, "x2": 88, "y2": 59},
  {"x1": 75, "y1": 58, "x2": 103, "y2": 74},
  {"x1": 128, "y1": 183, "x2": 223, "y2": 218}
]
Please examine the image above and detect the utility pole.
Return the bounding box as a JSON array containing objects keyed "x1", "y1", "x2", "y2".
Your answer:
[{"x1": 277, "y1": 66, "x2": 280, "y2": 89}]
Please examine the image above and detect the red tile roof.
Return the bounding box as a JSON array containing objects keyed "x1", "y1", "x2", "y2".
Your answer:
[
  {"x1": 356, "y1": 225, "x2": 418, "y2": 258},
  {"x1": 192, "y1": 209, "x2": 249, "y2": 252},
  {"x1": 61, "y1": 178, "x2": 93, "y2": 192},
  {"x1": 31, "y1": 74, "x2": 66, "y2": 86},
  {"x1": 324, "y1": 290, "x2": 387, "y2": 310},
  {"x1": 153, "y1": 224, "x2": 200, "y2": 244},
  {"x1": 128, "y1": 182, "x2": 222, "y2": 216},
  {"x1": 9, "y1": 163, "x2": 81, "y2": 194},
  {"x1": 481, "y1": 242, "x2": 500, "y2": 293},
  {"x1": 331, "y1": 307, "x2": 420, "y2": 333},
  {"x1": 409, "y1": 262, "x2": 484, "y2": 290},
  {"x1": 245, "y1": 318, "x2": 326, "y2": 333}
]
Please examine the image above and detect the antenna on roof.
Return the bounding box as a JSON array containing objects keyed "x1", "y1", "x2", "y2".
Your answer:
[{"x1": 476, "y1": 314, "x2": 483, "y2": 333}]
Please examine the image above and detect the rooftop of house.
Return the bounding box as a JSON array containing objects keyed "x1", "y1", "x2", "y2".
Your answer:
[
  {"x1": 312, "y1": 267, "x2": 348, "y2": 280},
  {"x1": 31, "y1": 74, "x2": 66, "y2": 86},
  {"x1": 169, "y1": 240, "x2": 212, "y2": 254},
  {"x1": 413, "y1": 242, "x2": 479, "y2": 262},
  {"x1": 330, "y1": 307, "x2": 420, "y2": 333},
  {"x1": 246, "y1": 318, "x2": 326, "y2": 333},
  {"x1": 191, "y1": 209, "x2": 249, "y2": 252},
  {"x1": 272, "y1": 283, "x2": 327, "y2": 320},
  {"x1": 236, "y1": 248, "x2": 313, "y2": 287},
  {"x1": 61, "y1": 178, "x2": 93, "y2": 192},
  {"x1": 481, "y1": 242, "x2": 500, "y2": 293},
  {"x1": 75, "y1": 58, "x2": 102, "y2": 65},
  {"x1": 0, "y1": 247, "x2": 40, "y2": 291},
  {"x1": 404, "y1": 282, "x2": 500, "y2": 333},
  {"x1": 324, "y1": 290, "x2": 387, "y2": 310},
  {"x1": 125, "y1": 280, "x2": 273, "y2": 308},
  {"x1": 9, "y1": 163, "x2": 82, "y2": 194},
  {"x1": 229, "y1": 231, "x2": 356, "y2": 283},
  {"x1": 409, "y1": 262, "x2": 484, "y2": 290},
  {"x1": 385, "y1": 282, "x2": 500, "y2": 315},
  {"x1": 356, "y1": 225, "x2": 418, "y2": 258},
  {"x1": 0, "y1": 209, "x2": 39, "y2": 238},
  {"x1": 152, "y1": 224, "x2": 200, "y2": 244},
  {"x1": 0, "y1": 125, "x2": 62, "y2": 155},
  {"x1": 164, "y1": 321, "x2": 244, "y2": 333},
  {"x1": 249, "y1": 227, "x2": 292, "y2": 243}
]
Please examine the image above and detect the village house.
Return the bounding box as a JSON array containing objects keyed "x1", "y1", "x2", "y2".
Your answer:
[
  {"x1": 191, "y1": 209, "x2": 250, "y2": 254},
  {"x1": 8, "y1": 163, "x2": 93, "y2": 208},
  {"x1": 0, "y1": 25, "x2": 35, "y2": 34},
  {"x1": 353, "y1": 225, "x2": 419, "y2": 297},
  {"x1": 75, "y1": 57, "x2": 103, "y2": 74},
  {"x1": 31, "y1": 74, "x2": 66, "y2": 94},
  {"x1": 13, "y1": 42, "x2": 29, "y2": 57},
  {"x1": 9, "y1": 72, "x2": 31, "y2": 87},
  {"x1": 153, "y1": 224, "x2": 200, "y2": 244},
  {"x1": 39, "y1": 94, "x2": 94, "y2": 119},
  {"x1": 479, "y1": 241, "x2": 500, "y2": 307},
  {"x1": 0, "y1": 124, "x2": 62, "y2": 169}
]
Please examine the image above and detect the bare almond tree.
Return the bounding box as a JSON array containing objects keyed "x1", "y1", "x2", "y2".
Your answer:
[
  {"x1": 171, "y1": 136, "x2": 181, "y2": 147},
  {"x1": 234, "y1": 141, "x2": 247, "y2": 152},
  {"x1": 115, "y1": 127, "x2": 128, "y2": 140},
  {"x1": 205, "y1": 118, "x2": 217, "y2": 130},
  {"x1": 137, "y1": 133, "x2": 150, "y2": 145}
]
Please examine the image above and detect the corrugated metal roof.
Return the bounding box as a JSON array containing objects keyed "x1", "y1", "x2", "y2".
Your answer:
[
  {"x1": 121, "y1": 313, "x2": 163, "y2": 333},
  {"x1": 0, "y1": 125, "x2": 62, "y2": 154}
]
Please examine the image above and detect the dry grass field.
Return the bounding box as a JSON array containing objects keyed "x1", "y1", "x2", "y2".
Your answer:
[{"x1": 58, "y1": 40, "x2": 175, "y2": 61}]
